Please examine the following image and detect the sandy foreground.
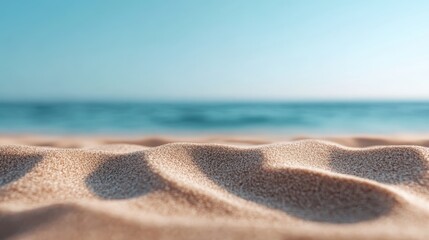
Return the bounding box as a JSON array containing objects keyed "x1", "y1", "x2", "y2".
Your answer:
[{"x1": 1, "y1": 135, "x2": 429, "y2": 239}]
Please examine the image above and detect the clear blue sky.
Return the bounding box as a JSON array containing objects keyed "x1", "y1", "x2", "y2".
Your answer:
[{"x1": 1, "y1": 0, "x2": 428, "y2": 101}]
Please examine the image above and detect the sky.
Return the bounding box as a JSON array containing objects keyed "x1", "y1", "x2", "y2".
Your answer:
[{"x1": 1, "y1": 0, "x2": 429, "y2": 101}]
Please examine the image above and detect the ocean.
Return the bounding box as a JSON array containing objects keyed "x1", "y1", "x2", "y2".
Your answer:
[{"x1": 0, "y1": 102, "x2": 428, "y2": 135}]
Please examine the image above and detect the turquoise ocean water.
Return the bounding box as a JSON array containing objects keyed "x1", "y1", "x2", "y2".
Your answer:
[{"x1": 0, "y1": 102, "x2": 428, "y2": 135}]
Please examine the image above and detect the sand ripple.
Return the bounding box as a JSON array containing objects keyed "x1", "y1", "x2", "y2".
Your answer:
[{"x1": 1, "y1": 140, "x2": 429, "y2": 239}]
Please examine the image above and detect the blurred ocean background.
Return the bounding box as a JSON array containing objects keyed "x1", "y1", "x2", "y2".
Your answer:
[{"x1": 0, "y1": 102, "x2": 428, "y2": 135}]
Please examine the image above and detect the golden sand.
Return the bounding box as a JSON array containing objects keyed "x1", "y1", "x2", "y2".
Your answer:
[{"x1": 1, "y1": 136, "x2": 429, "y2": 239}]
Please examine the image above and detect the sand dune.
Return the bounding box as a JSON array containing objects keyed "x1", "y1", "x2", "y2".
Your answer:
[{"x1": 1, "y1": 137, "x2": 429, "y2": 239}]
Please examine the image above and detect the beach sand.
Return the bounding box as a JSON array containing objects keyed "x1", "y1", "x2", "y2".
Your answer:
[{"x1": 1, "y1": 135, "x2": 429, "y2": 239}]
